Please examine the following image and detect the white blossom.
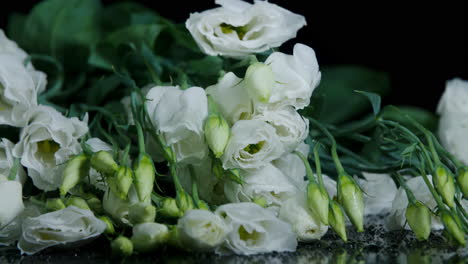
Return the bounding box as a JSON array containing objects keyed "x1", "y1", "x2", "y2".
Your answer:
[
  {"x1": 0, "y1": 138, "x2": 26, "y2": 184},
  {"x1": 0, "y1": 175, "x2": 24, "y2": 229},
  {"x1": 357, "y1": 173, "x2": 397, "y2": 215},
  {"x1": 186, "y1": 0, "x2": 306, "y2": 57},
  {"x1": 12, "y1": 105, "x2": 88, "y2": 191},
  {"x1": 215, "y1": 202, "x2": 297, "y2": 255},
  {"x1": 17, "y1": 206, "x2": 106, "y2": 255}
]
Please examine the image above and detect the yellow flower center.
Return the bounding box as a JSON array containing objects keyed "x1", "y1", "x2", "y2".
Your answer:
[
  {"x1": 238, "y1": 226, "x2": 261, "y2": 245},
  {"x1": 220, "y1": 23, "x2": 247, "y2": 40},
  {"x1": 243, "y1": 141, "x2": 265, "y2": 155},
  {"x1": 37, "y1": 140, "x2": 60, "y2": 162}
]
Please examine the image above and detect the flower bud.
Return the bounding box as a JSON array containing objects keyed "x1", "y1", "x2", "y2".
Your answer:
[
  {"x1": 86, "y1": 196, "x2": 103, "y2": 214},
  {"x1": 434, "y1": 166, "x2": 455, "y2": 208},
  {"x1": 328, "y1": 200, "x2": 347, "y2": 242},
  {"x1": 109, "y1": 166, "x2": 133, "y2": 199},
  {"x1": 204, "y1": 115, "x2": 230, "y2": 158},
  {"x1": 159, "y1": 198, "x2": 183, "y2": 218},
  {"x1": 441, "y1": 210, "x2": 466, "y2": 246},
  {"x1": 405, "y1": 201, "x2": 431, "y2": 241},
  {"x1": 244, "y1": 62, "x2": 274, "y2": 103},
  {"x1": 177, "y1": 190, "x2": 194, "y2": 214},
  {"x1": 457, "y1": 168, "x2": 468, "y2": 198},
  {"x1": 60, "y1": 153, "x2": 90, "y2": 196},
  {"x1": 66, "y1": 197, "x2": 90, "y2": 210},
  {"x1": 252, "y1": 196, "x2": 268, "y2": 208},
  {"x1": 46, "y1": 198, "x2": 66, "y2": 212},
  {"x1": 99, "y1": 216, "x2": 115, "y2": 235},
  {"x1": 111, "y1": 236, "x2": 133, "y2": 258},
  {"x1": 90, "y1": 151, "x2": 118, "y2": 175},
  {"x1": 131, "y1": 223, "x2": 169, "y2": 252},
  {"x1": 338, "y1": 173, "x2": 364, "y2": 232},
  {"x1": 196, "y1": 200, "x2": 210, "y2": 210},
  {"x1": 129, "y1": 203, "x2": 157, "y2": 225},
  {"x1": 134, "y1": 154, "x2": 155, "y2": 202},
  {"x1": 307, "y1": 182, "x2": 329, "y2": 225}
]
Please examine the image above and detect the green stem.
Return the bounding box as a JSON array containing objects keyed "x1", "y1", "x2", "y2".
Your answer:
[
  {"x1": 189, "y1": 165, "x2": 201, "y2": 205},
  {"x1": 393, "y1": 173, "x2": 417, "y2": 204},
  {"x1": 308, "y1": 117, "x2": 345, "y2": 174},
  {"x1": 313, "y1": 144, "x2": 325, "y2": 189},
  {"x1": 420, "y1": 168, "x2": 446, "y2": 209},
  {"x1": 135, "y1": 121, "x2": 146, "y2": 155},
  {"x1": 294, "y1": 151, "x2": 315, "y2": 183},
  {"x1": 170, "y1": 163, "x2": 183, "y2": 192}
]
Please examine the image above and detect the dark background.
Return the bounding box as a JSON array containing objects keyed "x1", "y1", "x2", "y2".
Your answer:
[{"x1": 0, "y1": 0, "x2": 466, "y2": 111}]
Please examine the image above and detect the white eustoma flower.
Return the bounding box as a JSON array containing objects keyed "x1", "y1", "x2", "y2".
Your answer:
[
  {"x1": 0, "y1": 138, "x2": 26, "y2": 184},
  {"x1": 215, "y1": 202, "x2": 297, "y2": 255},
  {"x1": 259, "y1": 43, "x2": 321, "y2": 110},
  {"x1": 437, "y1": 78, "x2": 468, "y2": 165},
  {"x1": 186, "y1": 0, "x2": 306, "y2": 57},
  {"x1": 131, "y1": 222, "x2": 169, "y2": 252},
  {"x1": 206, "y1": 72, "x2": 252, "y2": 125},
  {"x1": 222, "y1": 119, "x2": 284, "y2": 170},
  {"x1": 12, "y1": 105, "x2": 88, "y2": 191},
  {"x1": 357, "y1": 173, "x2": 397, "y2": 215},
  {"x1": 0, "y1": 174, "x2": 24, "y2": 229},
  {"x1": 224, "y1": 163, "x2": 297, "y2": 209},
  {"x1": 253, "y1": 107, "x2": 308, "y2": 152},
  {"x1": 279, "y1": 192, "x2": 328, "y2": 242},
  {"x1": 103, "y1": 186, "x2": 150, "y2": 225},
  {"x1": 273, "y1": 142, "x2": 309, "y2": 188},
  {"x1": 0, "y1": 30, "x2": 47, "y2": 127},
  {"x1": 17, "y1": 206, "x2": 106, "y2": 255},
  {"x1": 145, "y1": 86, "x2": 209, "y2": 164},
  {"x1": 176, "y1": 209, "x2": 230, "y2": 252},
  {"x1": 0, "y1": 202, "x2": 43, "y2": 246},
  {"x1": 387, "y1": 176, "x2": 444, "y2": 231}
]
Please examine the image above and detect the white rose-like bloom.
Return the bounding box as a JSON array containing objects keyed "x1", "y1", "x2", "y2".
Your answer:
[
  {"x1": 259, "y1": 43, "x2": 320, "y2": 110},
  {"x1": 0, "y1": 174, "x2": 24, "y2": 229},
  {"x1": 356, "y1": 173, "x2": 397, "y2": 216},
  {"x1": 0, "y1": 202, "x2": 43, "y2": 246},
  {"x1": 224, "y1": 163, "x2": 297, "y2": 208},
  {"x1": 145, "y1": 86, "x2": 208, "y2": 164},
  {"x1": 279, "y1": 192, "x2": 328, "y2": 242},
  {"x1": 17, "y1": 206, "x2": 106, "y2": 255},
  {"x1": 131, "y1": 222, "x2": 169, "y2": 252},
  {"x1": 215, "y1": 202, "x2": 297, "y2": 255},
  {"x1": 206, "y1": 72, "x2": 252, "y2": 125},
  {"x1": 437, "y1": 78, "x2": 468, "y2": 165},
  {"x1": 186, "y1": 0, "x2": 306, "y2": 57},
  {"x1": 222, "y1": 119, "x2": 284, "y2": 170},
  {"x1": 387, "y1": 176, "x2": 444, "y2": 231},
  {"x1": 0, "y1": 138, "x2": 26, "y2": 184},
  {"x1": 12, "y1": 106, "x2": 88, "y2": 191},
  {"x1": 0, "y1": 30, "x2": 47, "y2": 127},
  {"x1": 253, "y1": 107, "x2": 308, "y2": 152},
  {"x1": 177, "y1": 209, "x2": 230, "y2": 252},
  {"x1": 273, "y1": 142, "x2": 309, "y2": 188}
]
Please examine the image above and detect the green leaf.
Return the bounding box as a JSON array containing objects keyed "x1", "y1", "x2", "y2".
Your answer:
[
  {"x1": 313, "y1": 65, "x2": 391, "y2": 124},
  {"x1": 355, "y1": 90, "x2": 381, "y2": 116},
  {"x1": 104, "y1": 24, "x2": 165, "y2": 49},
  {"x1": 14, "y1": 0, "x2": 101, "y2": 70},
  {"x1": 101, "y1": 2, "x2": 166, "y2": 33},
  {"x1": 381, "y1": 106, "x2": 438, "y2": 132}
]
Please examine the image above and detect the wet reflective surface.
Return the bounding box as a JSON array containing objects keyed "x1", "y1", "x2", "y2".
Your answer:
[{"x1": 1, "y1": 216, "x2": 467, "y2": 263}]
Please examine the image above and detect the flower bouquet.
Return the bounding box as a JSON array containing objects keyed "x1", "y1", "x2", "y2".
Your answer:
[{"x1": 0, "y1": 0, "x2": 466, "y2": 259}]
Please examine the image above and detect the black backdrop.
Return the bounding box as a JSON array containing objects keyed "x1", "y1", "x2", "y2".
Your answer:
[{"x1": 0, "y1": 0, "x2": 466, "y2": 112}]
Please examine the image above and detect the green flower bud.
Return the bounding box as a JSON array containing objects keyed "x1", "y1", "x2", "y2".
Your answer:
[
  {"x1": 129, "y1": 203, "x2": 157, "y2": 225},
  {"x1": 252, "y1": 196, "x2": 268, "y2": 208},
  {"x1": 86, "y1": 196, "x2": 103, "y2": 214},
  {"x1": 109, "y1": 166, "x2": 133, "y2": 199},
  {"x1": 245, "y1": 62, "x2": 274, "y2": 103},
  {"x1": 134, "y1": 154, "x2": 155, "y2": 202},
  {"x1": 328, "y1": 200, "x2": 347, "y2": 242},
  {"x1": 131, "y1": 223, "x2": 169, "y2": 252},
  {"x1": 66, "y1": 196, "x2": 90, "y2": 210},
  {"x1": 60, "y1": 154, "x2": 90, "y2": 196},
  {"x1": 338, "y1": 173, "x2": 364, "y2": 232},
  {"x1": 91, "y1": 151, "x2": 118, "y2": 175},
  {"x1": 111, "y1": 236, "x2": 133, "y2": 258},
  {"x1": 159, "y1": 198, "x2": 183, "y2": 218},
  {"x1": 405, "y1": 201, "x2": 431, "y2": 241},
  {"x1": 434, "y1": 166, "x2": 455, "y2": 208},
  {"x1": 204, "y1": 115, "x2": 230, "y2": 158},
  {"x1": 46, "y1": 198, "x2": 65, "y2": 212},
  {"x1": 196, "y1": 200, "x2": 210, "y2": 210},
  {"x1": 99, "y1": 216, "x2": 116, "y2": 235},
  {"x1": 457, "y1": 168, "x2": 468, "y2": 198},
  {"x1": 307, "y1": 182, "x2": 329, "y2": 225},
  {"x1": 177, "y1": 190, "x2": 194, "y2": 214},
  {"x1": 441, "y1": 210, "x2": 466, "y2": 246}
]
